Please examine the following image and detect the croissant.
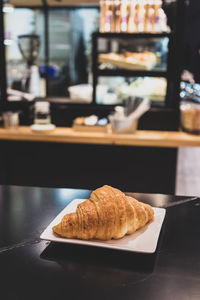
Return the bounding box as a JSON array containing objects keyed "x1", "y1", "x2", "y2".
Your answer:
[{"x1": 53, "y1": 185, "x2": 154, "y2": 241}]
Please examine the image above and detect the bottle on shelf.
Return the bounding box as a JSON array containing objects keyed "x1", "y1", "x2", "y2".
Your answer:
[
  {"x1": 100, "y1": 0, "x2": 106, "y2": 32},
  {"x1": 120, "y1": 0, "x2": 129, "y2": 32},
  {"x1": 111, "y1": 0, "x2": 121, "y2": 32},
  {"x1": 153, "y1": 0, "x2": 162, "y2": 32},
  {"x1": 105, "y1": 0, "x2": 113, "y2": 32},
  {"x1": 144, "y1": 0, "x2": 151, "y2": 32},
  {"x1": 127, "y1": 0, "x2": 137, "y2": 33}
]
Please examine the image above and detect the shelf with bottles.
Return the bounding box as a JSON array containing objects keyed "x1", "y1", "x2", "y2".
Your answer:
[{"x1": 99, "y1": 0, "x2": 170, "y2": 34}]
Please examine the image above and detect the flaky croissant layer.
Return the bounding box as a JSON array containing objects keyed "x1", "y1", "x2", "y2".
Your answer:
[{"x1": 53, "y1": 185, "x2": 154, "y2": 240}]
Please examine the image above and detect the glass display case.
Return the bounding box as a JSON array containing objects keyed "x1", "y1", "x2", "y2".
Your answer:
[
  {"x1": 97, "y1": 36, "x2": 169, "y2": 72},
  {"x1": 92, "y1": 32, "x2": 176, "y2": 107}
]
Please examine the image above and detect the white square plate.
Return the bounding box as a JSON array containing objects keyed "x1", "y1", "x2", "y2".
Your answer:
[{"x1": 40, "y1": 199, "x2": 166, "y2": 253}]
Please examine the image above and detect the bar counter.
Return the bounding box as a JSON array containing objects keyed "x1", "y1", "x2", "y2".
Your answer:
[
  {"x1": 0, "y1": 126, "x2": 200, "y2": 147},
  {"x1": 0, "y1": 126, "x2": 196, "y2": 193},
  {"x1": 0, "y1": 185, "x2": 199, "y2": 300}
]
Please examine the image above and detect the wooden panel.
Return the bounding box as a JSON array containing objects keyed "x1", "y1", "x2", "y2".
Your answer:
[
  {"x1": 10, "y1": 0, "x2": 43, "y2": 6},
  {"x1": 10, "y1": 0, "x2": 99, "y2": 6},
  {"x1": 46, "y1": 0, "x2": 99, "y2": 5},
  {"x1": 0, "y1": 126, "x2": 200, "y2": 147},
  {"x1": 0, "y1": 140, "x2": 177, "y2": 194}
]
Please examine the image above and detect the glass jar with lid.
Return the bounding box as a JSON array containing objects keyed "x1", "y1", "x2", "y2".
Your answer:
[
  {"x1": 180, "y1": 100, "x2": 200, "y2": 135},
  {"x1": 34, "y1": 101, "x2": 51, "y2": 125}
]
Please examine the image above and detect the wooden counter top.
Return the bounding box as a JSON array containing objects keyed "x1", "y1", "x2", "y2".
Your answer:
[{"x1": 0, "y1": 126, "x2": 200, "y2": 148}]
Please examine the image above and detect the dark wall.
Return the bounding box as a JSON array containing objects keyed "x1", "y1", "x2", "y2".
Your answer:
[{"x1": 0, "y1": 140, "x2": 177, "y2": 194}]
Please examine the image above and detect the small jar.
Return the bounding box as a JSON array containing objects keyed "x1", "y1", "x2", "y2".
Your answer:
[
  {"x1": 3, "y1": 112, "x2": 19, "y2": 130},
  {"x1": 34, "y1": 101, "x2": 51, "y2": 125},
  {"x1": 180, "y1": 101, "x2": 200, "y2": 134}
]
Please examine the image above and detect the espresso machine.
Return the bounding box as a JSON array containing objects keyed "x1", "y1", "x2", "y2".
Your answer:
[{"x1": 18, "y1": 34, "x2": 41, "y2": 97}]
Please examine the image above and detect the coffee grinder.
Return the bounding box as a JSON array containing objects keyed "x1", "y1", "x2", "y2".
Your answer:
[{"x1": 18, "y1": 34, "x2": 41, "y2": 96}]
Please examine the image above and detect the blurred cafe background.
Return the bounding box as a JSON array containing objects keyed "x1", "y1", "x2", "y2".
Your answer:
[
  {"x1": 1, "y1": 0, "x2": 184, "y2": 125},
  {"x1": 0, "y1": 0, "x2": 200, "y2": 196}
]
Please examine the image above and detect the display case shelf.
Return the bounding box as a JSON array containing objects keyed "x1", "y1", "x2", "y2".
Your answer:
[
  {"x1": 97, "y1": 69, "x2": 168, "y2": 78},
  {"x1": 93, "y1": 32, "x2": 173, "y2": 39}
]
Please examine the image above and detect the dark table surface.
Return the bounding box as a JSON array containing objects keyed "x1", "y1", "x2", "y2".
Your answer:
[{"x1": 0, "y1": 185, "x2": 199, "y2": 300}]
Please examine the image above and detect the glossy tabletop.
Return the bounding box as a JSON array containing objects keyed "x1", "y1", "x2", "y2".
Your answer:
[{"x1": 0, "y1": 185, "x2": 199, "y2": 300}]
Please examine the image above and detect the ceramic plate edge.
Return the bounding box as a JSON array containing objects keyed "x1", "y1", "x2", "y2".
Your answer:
[{"x1": 40, "y1": 199, "x2": 166, "y2": 253}]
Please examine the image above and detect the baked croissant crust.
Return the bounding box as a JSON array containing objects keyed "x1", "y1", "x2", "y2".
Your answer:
[{"x1": 53, "y1": 185, "x2": 154, "y2": 241}]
